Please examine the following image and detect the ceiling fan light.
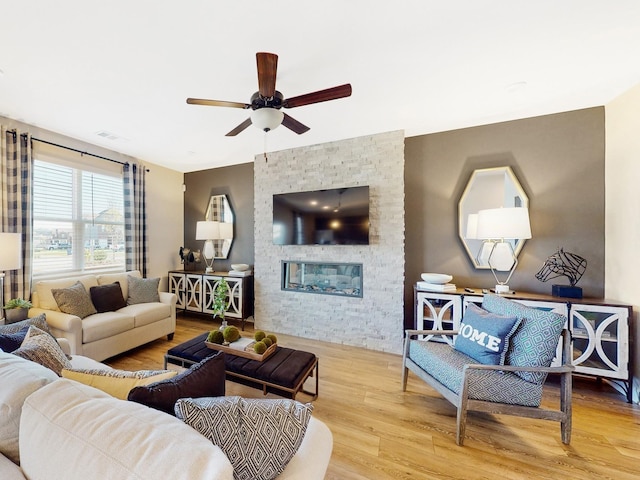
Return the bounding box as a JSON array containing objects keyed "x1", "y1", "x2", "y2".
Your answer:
[{"x1": 251, "y1": 108, "x2": 284, "y2": 132}]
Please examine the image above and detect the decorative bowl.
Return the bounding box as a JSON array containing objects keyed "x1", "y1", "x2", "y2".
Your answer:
[
  {"x1": 420, "y1": 273, "x2": 453, "y2": 284},
  {"x1": 231, "y1": 263, "x2": 249, "y2": 271}
]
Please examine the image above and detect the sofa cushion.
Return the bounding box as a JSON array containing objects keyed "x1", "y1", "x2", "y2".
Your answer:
[
  {"x1": 81, "y1": 311, "x2": 135, "y2": 343},
  {"x1": 0, "y1": 314, "x2": 51, "y2": 337},
  {"x1": 128, "y1": 352, "x2": 225, "y2": 414},
  {"x1": 176, "y1": 396, "x2": 313, "y2": 480},
  {"x1": 454, "y1": 303, "x2": 521, "y2": 365},
  {"x1": 0, "y1": 325, "x2": 29, "y2": 353},
  {"x1": 96, "y1": 270, "x2": 141, "y2": 300},
  {"x1": 61, "y1": 367, "x2": 177, "y2": 399},
  {"x1": 13, "y1": 326, "x2": 72, "y2": 375},
  {"x1": 409, "y1": 339, "x2": 543, "y2": 407},
  {"x1": 89, "y1": 282, "x2": 127, "y2": 313},
  {"x1": 0, "y1": 351, "x2": 58, "y2": 464},
  {"x1": 118, "y1": 302, "x2": 171, "y2": 328},
  {"x1": 52, "y1": 281, "x2": 97, "y2": 319},
  {"x1": 482, "y1": 294, "x2": 566, "y2": 384},
  {"x1": 20, "y1": 379, "x2": 234, "y2": 480},
  {"x1": 35, "y1": 275, "x2": 99, "y2": 311},
  {"x1": 127, "y1": 276, "x2": 160, "y2": 305}
]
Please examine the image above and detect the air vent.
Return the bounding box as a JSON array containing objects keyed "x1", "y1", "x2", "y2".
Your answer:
[{"x1": 95, "y1": 130, "x2": 127, "y2": 141}]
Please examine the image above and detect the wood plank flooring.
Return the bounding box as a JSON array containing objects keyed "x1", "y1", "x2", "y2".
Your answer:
[{"x1": 107, "y1": 313, "x2": 640, "y2": 480}]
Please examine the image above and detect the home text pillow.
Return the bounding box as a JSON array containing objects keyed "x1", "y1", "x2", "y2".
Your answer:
[
  {"x1": 454, "y1": 303, "x2": 521, "y2": 365},
  {"x1": 13, "y1": 326, "x2": 72, "y2": 375},
  {"x1": 89, "y1": 281, "x2": 127, "y2": 313},
  {"x1": 128, "y1": 352, "x2": 225, "y2": 415},
  {"x1": 51, "y1": 281, "x2": 97, "y2": 319},
  {"x1": 61, "y1": 367, "x2": 177, "y2": 399},
  {"x1": 176, "y1": 396, "x2": 313, "y2": 480},
  {"x1": 127, "y1": 276, "x2": 160, "y2": 304},
  {"x1": 482, "y1": 294, "x2": 566, "y2": 384},
  {"x1": 0, "y1": 325, "x2": 30, "y2": 353},
  {"x1": 0, "y1": 351, "x2": 58, "y2": 464}
]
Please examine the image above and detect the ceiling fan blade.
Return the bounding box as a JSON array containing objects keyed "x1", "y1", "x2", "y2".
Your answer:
[
  {"x1": 187, "y1": 98, "x2": 249, "y2": 109},
  {"x1": 283, "y1": 83, "x2": 352, "y2": 109},
  {"x1": 282, "y1": 113, "x2": 310, "y2": 135},
  {"x1": 225, "y1": 118, "x2": 252, "y2": 137},
  {"x1": 256, "y1": 52, "x2": 278, "y2": 98}
]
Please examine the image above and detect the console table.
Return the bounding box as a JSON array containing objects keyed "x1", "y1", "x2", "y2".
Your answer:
[
  {"x1": 168, "y1": 271, "x2": 254, "y2": 329},
  {"x1": 414, "y1": 286, "x2": 634, "y2": 403}
]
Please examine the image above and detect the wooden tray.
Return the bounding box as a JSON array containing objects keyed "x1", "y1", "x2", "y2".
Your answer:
[{"x1": 205, "y1": 336, "x2": 277, "y2": 361}]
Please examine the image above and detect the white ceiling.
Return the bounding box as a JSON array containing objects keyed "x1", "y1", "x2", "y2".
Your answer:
[{"x1": 1, "y1": 1, "x2": 639, "y2": 173}]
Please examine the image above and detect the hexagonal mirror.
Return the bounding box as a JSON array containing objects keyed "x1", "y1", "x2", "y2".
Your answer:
[
  {"x1": 205, "y1": 194, "x2": 234, "y2": 259},
  {"x1": 458, "y1": 166, "x2": 529, "y2": 269}
]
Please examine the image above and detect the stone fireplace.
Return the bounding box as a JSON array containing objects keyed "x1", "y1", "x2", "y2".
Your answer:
[{"x1": 254, "y1": 131, "x2": 405, "y2": 354}]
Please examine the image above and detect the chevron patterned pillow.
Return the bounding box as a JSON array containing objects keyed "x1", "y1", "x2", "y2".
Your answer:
[{"x1": 175, "y1": 396, "x2": 313, "y2": 480}]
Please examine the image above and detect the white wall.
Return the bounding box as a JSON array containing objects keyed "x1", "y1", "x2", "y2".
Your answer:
[{"x1": 605, "y1": 83, "x2": 640, "y2": 403}]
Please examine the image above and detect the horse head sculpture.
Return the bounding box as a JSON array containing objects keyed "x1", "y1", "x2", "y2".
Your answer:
[{"x1": 535, "y1": 248, "x2": 586, "y2": 287}]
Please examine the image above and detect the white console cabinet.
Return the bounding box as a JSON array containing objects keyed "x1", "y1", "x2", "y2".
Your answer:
[
  {"x1": 414, "y1": 287, "x2": 633, "y2": 402},
  {"x1": 169, "y1": 271, "x2": 254, "y2": 329}
]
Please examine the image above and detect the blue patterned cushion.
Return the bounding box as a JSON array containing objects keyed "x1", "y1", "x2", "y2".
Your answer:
[
  {"x1": 482, "y1": 294, "x2": 566, "y2": 384},
  {"x1": 409, "y1": 340, "x2": 543, "y2": 406},
  {"x1": 409, "y1": 340, "x2": 542, "y2": 407},
  {"x1": 454, "y1": 303, "x2": 520, "y2": 365}
]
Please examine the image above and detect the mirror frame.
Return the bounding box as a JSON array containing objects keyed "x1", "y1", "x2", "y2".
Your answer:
[
  {"x1": 205, "y1": 194, "x2": 234, "y2": 259},
  {"x1": 458, "y1": 166, "x2": 529, "y2": 269}
]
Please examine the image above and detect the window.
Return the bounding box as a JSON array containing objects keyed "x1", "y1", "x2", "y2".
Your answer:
[{"x1": 32, "y1": 159, "x2": 125, "y2": 279}]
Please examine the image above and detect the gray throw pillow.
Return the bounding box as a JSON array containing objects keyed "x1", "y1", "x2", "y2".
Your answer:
[
  {"x1": 127, "y1": 276, "x2": 160, "y2": 304},
  {"x1": 13, "y1": 326, "x2": 72, "y2": 375},
  {"x1": 51, "y1": 281, "x2": 97, "y2": 319},
  {"x1": 0, "y1": 313, "x2": 51, "y2": 337}
]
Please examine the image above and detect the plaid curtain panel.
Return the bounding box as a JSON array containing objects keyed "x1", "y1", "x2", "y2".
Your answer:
[
  {"x1": 123, "y1": 163, "x2": 148, "y2": 276},
  {"x1": 1, "y1": 127, "x2": 33, "y2": 301}
]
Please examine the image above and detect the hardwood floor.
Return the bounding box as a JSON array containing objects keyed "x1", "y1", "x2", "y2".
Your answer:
[{"x1": 107, "y1": 313, "x2": 640, "y2": 479}]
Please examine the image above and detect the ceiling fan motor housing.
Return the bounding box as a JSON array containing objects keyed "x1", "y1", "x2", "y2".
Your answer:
[{"x1": 250, "y1": 91, "x2": 284, "y2": 110}]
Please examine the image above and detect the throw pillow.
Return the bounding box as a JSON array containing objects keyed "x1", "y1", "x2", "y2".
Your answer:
[
  {"x1": 127, "y1": 275, "x2": 160, "y2": 305},
  {"x1": 482, "y1": 294, "x2": 567, "y2": 384},
  {"x1": 51, "y1": 281, "x2": 97, "y2": 319},
  {"x1": 453, "y1": 303, "x2": 521, "y2": 365},
  {"x1": 0, "y1": 313, "x2": 51, "y2": 337},
  {"x1": 13, "y1": 326, "x2": 72, "y2": 375},
  {"x1": 0, "y1": 324, "x2": 30, "y2": 353},
  {"x1": 175, "y1": 396, "x2": 313, "y2": 480},
  {"x1": 128, "y1": 351, "x2": 225, "y2": 415},
  {"x1": 61, "y1": 367, "x2": 177, "y2": 399},
  {"x1": 89, "y1": 281, "x2": 127, "y2": 313}
]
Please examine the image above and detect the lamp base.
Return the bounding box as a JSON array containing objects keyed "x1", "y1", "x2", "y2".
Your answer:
[
  {"x1": 205, "y1": 266, "x2": 213, "y2": 273},
  {"x1": 552, "y1": 285, "x2": 583, "y2": 299},
  {"x1": 494, "y1": 284, "x2": 511, "y2": 294}
]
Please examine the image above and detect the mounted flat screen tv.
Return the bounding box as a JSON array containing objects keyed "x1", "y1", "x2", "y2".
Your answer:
[{"x1": 273, "y1": 186, "x2": 369, "y2": 245}]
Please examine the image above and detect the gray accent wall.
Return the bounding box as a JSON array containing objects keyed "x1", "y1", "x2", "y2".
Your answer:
[
  {"x1": 183, "y1": 162, "x2": 255, "y2": 271},
  {"x1": 404, "y1": 107, "x2": 605, "y2": 327}
]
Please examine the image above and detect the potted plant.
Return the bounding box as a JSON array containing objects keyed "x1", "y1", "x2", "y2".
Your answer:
[
  {"x1": 3, "y1": 298, "x2": 33, "y2": 323},
  {"x1": 211, "y1": 278, "x2": 229, "y2": 330}
]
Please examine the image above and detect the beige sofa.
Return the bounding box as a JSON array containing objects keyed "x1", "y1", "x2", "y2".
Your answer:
[
  {"x1": 0, "y1": 352, "x2": 333, "y2": 480},
  {"x1": 29, "y1": 270, "x2": 176, "y2": 361}
]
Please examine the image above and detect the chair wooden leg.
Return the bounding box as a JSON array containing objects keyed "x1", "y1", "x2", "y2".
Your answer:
[
  {"x1": 456, "y1": 370, "x2": 471, "y2": 446},
  {"x1": 560, "y1": 371, "x2": 572, "y2": 444}
]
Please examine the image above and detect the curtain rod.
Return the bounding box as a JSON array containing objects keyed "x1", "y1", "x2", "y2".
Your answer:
[{"x1": 23, "y1": 135, "x2": 129, "y2": 166}]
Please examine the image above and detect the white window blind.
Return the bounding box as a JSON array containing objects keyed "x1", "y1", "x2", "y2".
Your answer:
[{"x1": 33, "y1": 159, "x2": 125, "y2": 279}]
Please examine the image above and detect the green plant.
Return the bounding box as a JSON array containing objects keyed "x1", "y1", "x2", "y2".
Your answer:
[
  {"x1": 253, "y1": 341, "x2": 267, "y2": 354},
  {"x1": 262, "y1": 337, "x2": 273, "y2": 347},
  {"x1": 3, "y1": 298, "x2": 33, "y2": 310},
  {"x1": 207, "y1": 330, "x2": 224, "y2": 344},
  {"x1": 211, "y1": 278, "x2": 228, "y2": 321},
  {"x1": 222, "y1": 325, "x2": 240, "y2": 343},
  {"x1": 254, "y1": 330, "x2": 266, "y2": 342},
  {"x1": 266, "y1": 334, "x2": 278, "y2": 344}
]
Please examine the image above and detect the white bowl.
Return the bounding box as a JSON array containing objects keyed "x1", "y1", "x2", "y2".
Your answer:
[
  {"x1": 421, "y1": 273, "x2": 453, "y2": 284},
  {"x1": 231, "y1": 263, "x2": 249, "y2": 271}
]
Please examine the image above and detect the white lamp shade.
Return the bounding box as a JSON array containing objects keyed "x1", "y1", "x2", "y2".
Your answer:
[
  {"x1": 195, "y1": 221, "x2": 220, "y2": 240},
  {"x1": 251, "y1": 108, "x2": 284, "y2": 132},
  {"x1": 476, "y1": 207, "x2": 531, "y2": 240},
  {"x1": 0, "y1": 233, "x2": 22, "y2": 271},
  {"x1": 218, "y1": 222, "x2": 233, "y2": 239}
]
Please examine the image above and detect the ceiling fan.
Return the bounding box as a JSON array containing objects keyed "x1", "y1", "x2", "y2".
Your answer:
[{"x1": 186, "y1": 52, "x2": 352, "y2": 137}]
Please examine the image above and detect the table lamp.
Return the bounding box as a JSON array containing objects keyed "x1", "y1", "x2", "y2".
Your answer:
[
  {"x1": 195, "y1": 221, "x2": 220, "y2": 273},
  {"x1": 0, "y1": 233, "x2": 22, "y2": 321}
]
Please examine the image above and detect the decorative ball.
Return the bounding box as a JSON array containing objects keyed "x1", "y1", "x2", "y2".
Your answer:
[
  {"x1": 223, "y1": 325, "x2": 240, "y2": 343},
  {"x1": 254, "y1": 330, "x2": 266, "y2": 342},
  {"x1": 253, "y1": 341, "x2": 267, "y2": 354},
  {"x1": 262, "y1": 337, "x2": 273, "y2": 347},
  {"x1": 266, "y1": 334, "x2": 277, "y2": 344},
  {"x1": 207, "y1": 330, "x2": 224, "y2": 344}
]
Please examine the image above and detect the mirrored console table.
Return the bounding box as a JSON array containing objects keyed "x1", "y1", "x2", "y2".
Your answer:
[
  {"x1": 414, "y1": 286, "x2": 634, "y2": 403},
  {"x1": 169, "y1": 270, "x2": 254, "y2": 329}
]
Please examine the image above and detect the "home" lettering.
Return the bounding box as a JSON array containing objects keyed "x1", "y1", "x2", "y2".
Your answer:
[{"x1": 459, "y1": 323, "x2": 501, "y2": 351}]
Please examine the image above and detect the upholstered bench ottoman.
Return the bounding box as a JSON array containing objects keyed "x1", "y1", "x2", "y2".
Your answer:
[{"x1": 165, "y1": 333, "x2": 318, "y2": 400}]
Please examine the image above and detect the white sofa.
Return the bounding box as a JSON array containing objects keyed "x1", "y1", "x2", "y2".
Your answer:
[
  {"x1": 29, "y1": 270, "x2": 176, "y2": 361},
  {"x1": 0, "y1": 351, "x2": 333, "y2": 480}
]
